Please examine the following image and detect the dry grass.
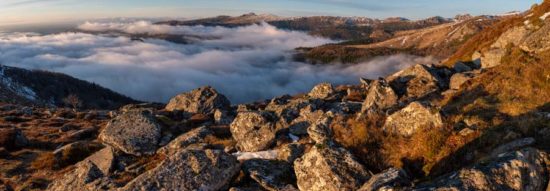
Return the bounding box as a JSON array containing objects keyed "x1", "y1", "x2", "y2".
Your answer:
[
  {"x1": 444, "y1": 17, "x2": 523, "y2": 66},
  {"x1": 332, "y1": 114, "x2": 478, "y2": 177},
  {"x1": 330, "y1": 114, "x2": 388, "y2": 172},
  {"x1": 30, "y1": 142, "x2": 103, "y2": 171}
]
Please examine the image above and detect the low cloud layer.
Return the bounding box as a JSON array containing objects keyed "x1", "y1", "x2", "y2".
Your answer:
[{"x1": 0, "y1": 21, "x2": 435, "y2": 103}]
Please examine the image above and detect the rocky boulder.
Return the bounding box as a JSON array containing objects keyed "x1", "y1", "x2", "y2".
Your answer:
[
  {"x1": 230, "y1": 111, "x2": 277, "y2": 152},
  {"x1": 99, "y1": 110, "x2": 162, "y2": 156},
  {"x1": 383, "y1": 102, "x2": 443, "y2": 137},
  {"x1": 47, "y1": 160, "x2": 112, "y2": 191},
  {"x1": 358, "y1": 168, "x2": 410, "y2": 191},
  {"x1": 86, "y1": 146, "x2": 117, "y2": 175},
  {"x1": 122, "y1": 149, "x2": 240, "y2": 191},
  {"x1": 386, "y1": 64, "x2": 444, "y2": 100},
  {"x1": 294, "y1": 146, "x2": 372, "y2": 191},
  {"x1": 242, "y1": 159, "x2": 296, "y2": 191},
  {"x1": 157, "y1": 126, "x2": 214, "y2": 156},
  {"x1": 416, "y1": 148, "x2": 548, "y2": 191},
  {"x1": 361, "y1": 79, "x2": 398, "y2": 113},
  {"x1": 308, "y1": 83, "x2": 336, "y2": 99},
  {"x1": 165, "y1": 86, "x2": 231, "y2": 115},
  {"x1": 265, "y1": 98, "x2": 317, "y2": 130}
]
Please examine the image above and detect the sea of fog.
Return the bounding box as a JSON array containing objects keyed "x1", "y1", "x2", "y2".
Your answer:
[{"x1": 0, "y1": 21, "x2": 435, "y2": 103}]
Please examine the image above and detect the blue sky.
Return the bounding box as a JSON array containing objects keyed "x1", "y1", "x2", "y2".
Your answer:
[{"x1": 0, "y1": 0, "x2": 541, "y2": 26}]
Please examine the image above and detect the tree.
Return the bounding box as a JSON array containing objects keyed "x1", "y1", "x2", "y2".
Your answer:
[{"x1": 63, "y1": 94, "x2": 82, "y2": 111}]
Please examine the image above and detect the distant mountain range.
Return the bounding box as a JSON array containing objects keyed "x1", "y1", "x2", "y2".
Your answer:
[{"x1": 156, "y1": 12, "x2": 453, "y2": 40}]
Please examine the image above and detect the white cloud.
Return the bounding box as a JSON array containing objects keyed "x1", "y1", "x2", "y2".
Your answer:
[{"x1": 0, "y1": 21, "x2": 434, "y2": 103}]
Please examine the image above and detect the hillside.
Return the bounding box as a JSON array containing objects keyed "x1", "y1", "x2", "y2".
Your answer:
[
  {"x1": 299, "y1": 15, "x2": 504, "y2": 64},
  {"x1": 0, "y1": 65, "x2": 136, "y2": 110}
]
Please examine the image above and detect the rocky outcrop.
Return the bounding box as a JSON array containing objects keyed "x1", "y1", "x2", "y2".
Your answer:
[
  {"x1": 386, "y1": 64, "x2": 443, "y2": 100},
  {"x1": 47, "y1": 160, "x2": 112, "y2": 191},
  {"x1": 308, "y1": 83, "x2": 336, "y2": 99},
  {"x1": 242, "y1": 159, "x2": 296, "y2": 191},
  {"x1": 158, "y1": 126, "x2": 214, "y2": 155},
  {"x1": 230, "y1": 111, "x2": 277, "y2": 152},
  {"x1": 416, "y1": 148, "x2": 548, "y2": 191},
  {"x1": 122, "y1": 149, "x2": 240, "y2": 191},
  {"x1": 265, "y1": 97, "x2": 318, "y2": 131},
  {"x1": 361, "y1": 79, "x2": 398, "y2": 113},
  {"x1": 294, "y1": 146, "x2": 372, "y2": 191},
  {"x1": 383, "y1": 102, "x2": 443, "y2": 137},
  {"x1": 99, "y1": 110, "x2": 162, "y2": 156},
  {"x1": 520, "y1": 20, "x2": 550, "y2": 53},
  {"x1": 86, "y1": 146, "x2": 117, "y2": 175},
  {"x1": 165, "y1": 86, "x2": 231, "y2": 115},
  {"x1": 481, "y1": 26, "x2": 529, "y2": 68},
  {"x1": 358, "y1": 168, "x2": 410, "y2": 191}
]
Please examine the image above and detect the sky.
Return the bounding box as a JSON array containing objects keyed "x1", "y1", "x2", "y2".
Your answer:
[{"x1": 0, "y1": 0, "x2": 542, "y2": 26}]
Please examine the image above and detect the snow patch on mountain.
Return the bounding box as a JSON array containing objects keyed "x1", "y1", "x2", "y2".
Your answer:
[{"x1": 0, "y1": 65, "x2": 37, "y2": 101}]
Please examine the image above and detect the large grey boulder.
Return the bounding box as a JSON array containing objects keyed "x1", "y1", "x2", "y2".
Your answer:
[
  {"x1": 242, "y1": 159, "x2": 296, "y2": 191},
  {"x1": 122, "y1": 149, "x2": 240, "y2": 191},
  {"x1": 383, "y1": 102, "x2": 443, "y2": 137},
  {"x1": 47, "y1": 160, "x2": 111, "y2": 191},
  {"x1": 294, "y1": 146, "x2": 372, "y2": 191},
  {"x1": 165, "y1": 86, "x2": 231, "y2": 115},
  {"x1": 230, "y1": 111, "x2": 277, "y2": 152},
  {"x1": 361, "y1": 79, "x2": 398, "y2": 113},
  {"x1": 386, "y1": 64, "x2": 443, "y2": 100},
  {"x1": 157, "y1": 126, "x2": 214, "y2": 156},
  {"x1": 415, "y1": 148, "x2": 548, "y2": 191},
  {"x1": 99, "y1": 110, "x2": 162, "y2": 156},
  {"x1": 308, "y1": 82, "x2": 336, "y2": 99},
  {"x1": 358, "y1": 168, "x2": 410, "y2": 191},
  {"x1": 86, "y1": 146, "x2": 117, "y2": 175}
]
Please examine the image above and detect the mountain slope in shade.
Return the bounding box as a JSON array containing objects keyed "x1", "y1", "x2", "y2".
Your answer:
[{"x1": 0, "y1": 65, "x2": 136, "y2": 109}]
